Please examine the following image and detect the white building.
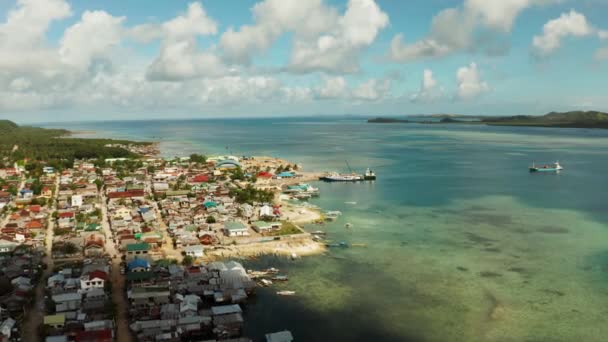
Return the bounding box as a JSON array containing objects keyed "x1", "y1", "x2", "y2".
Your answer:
[
  {"x1": 184, "y1": 245, "x2": 205, "y2": 258},
  {"x1": 71, "y1": 194, "x2": 83, "y2": 207}
]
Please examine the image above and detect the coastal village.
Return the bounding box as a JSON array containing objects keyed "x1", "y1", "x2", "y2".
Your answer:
[{"x1": 0, "y1": 146, "x2": 329, "y2": 342}]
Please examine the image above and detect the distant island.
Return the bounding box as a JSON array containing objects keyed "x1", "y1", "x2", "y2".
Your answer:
[
  {"x1": 0, "y1": 120, "x2": 155, "y2": 169},
  {"x1": 368, "y1": 111, "x2": 608, "y2": 129},
  {"x1": 367, "y1": 117, "x2": 410, "y2": 123}
]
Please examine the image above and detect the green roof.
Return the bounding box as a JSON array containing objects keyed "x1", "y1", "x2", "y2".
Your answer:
[
  {"x1": 224, "y1": 221, "x2": 247, "y2": 231},
  {"x1": 253, "y1": 221, "x2": 281, "y2": 228},
  {"x1": 44, "y1": 314, "x2": 65, "y2": 325},
  {"x1": 85, "y1": 223, "x2": 100, "y2": 231},
  {"x1": 166, "y1": 190, "x2": 190, "y2": 196},
  {"x1": 126, "y1": 242, "x2": 150, "y2": 252}
]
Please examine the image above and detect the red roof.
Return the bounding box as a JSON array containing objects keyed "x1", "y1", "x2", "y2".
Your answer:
[
  {"x1": 107, "y1": 189, "x2": 144, "y2": 199},
  {"x1": 87, "y1": 270, "x2": 108, "y2": 280},
  {"x1": 29, "y1": 205, "x2": 41, "y2": 213},
  {"x1": 257, "y1": 171, "x2": 274, "y2": 178},
  {"x1": 76, "y1": 329, "x2": 113, "y2": 342},
  {"x1": 192, "y1": 174, "x2": 210, "y2": 183},
  {"x1": 58, "y1": 212, "x2": 74, "y2": 218},
  {"x1": 25, "y1": 220, "x2": 43, "y2": 229},
  {"x1": 0, "y1": 191, "x2": 10, "y2": 198}
]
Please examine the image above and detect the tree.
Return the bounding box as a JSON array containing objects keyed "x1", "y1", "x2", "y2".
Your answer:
[
  {"x1": 206, "y1": 216, "x2": 216, "y2": 224},
  {"x1": 94, "y1": 179, "x2": 104, "y2": 191},
  {"x1": 182, "y1": 255, "x2": 194, "y2": 267},
  {"x1": 190, "y1": 154, "x2": 207, "y2": 164}
]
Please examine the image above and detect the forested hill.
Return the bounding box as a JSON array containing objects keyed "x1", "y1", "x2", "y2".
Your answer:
[
  {"x1": 0, "y1": 120, "x2": 149, "y2": 168},
  {"x1": 481, "y1": 111, "x2": 608, "y2": 128}
]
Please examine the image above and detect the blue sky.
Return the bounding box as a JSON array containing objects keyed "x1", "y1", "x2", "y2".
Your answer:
[{"x1": 0, "y1": 0, "x2": 607, "y2": 123}]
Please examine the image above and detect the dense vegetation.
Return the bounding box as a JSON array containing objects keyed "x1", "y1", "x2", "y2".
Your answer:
[
  {"x1": 481, "y1": 111, "x2": 608, "y2": 128},
  {"x1": 368, "y1": 111, "x2": 608, "y2": 129},
  {"x1": 230, "y1": 184, "x2": 274, "y2": 204},
  {"x1": 0, "y1": 120, "x2": 150, "y2": 169}
]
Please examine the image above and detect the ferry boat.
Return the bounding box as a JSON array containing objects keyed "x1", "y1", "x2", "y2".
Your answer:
[
  {"x1": 363, "y1": 168, "x2": 376, "y2": 180},
  {"x1": 319, "y1": 172, "x2": 363, "y2": 182},
  {"x1": 529, "y1": 161, "x2": 563, "y2": 172}
]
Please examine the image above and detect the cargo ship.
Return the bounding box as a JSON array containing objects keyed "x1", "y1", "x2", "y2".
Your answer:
[
  {"x1": 529, "y1": 161, "x2": 563, "y2": 172},
  {"x1": 319, "y1": 161, "x2": 377, "y2": 182}
]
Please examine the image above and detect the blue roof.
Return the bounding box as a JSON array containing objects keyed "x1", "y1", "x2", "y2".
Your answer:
[
  {"x1": 216, "y1": 160, "x2": 241, "y2": 167},
  {"x1": 139, "y1": 207, "x2": 151, "y2": 213},
  {"x1": 204, "y1": 201, "x2": 217, "y2": 208},
  {"x1": 278, "y1": 172, "x2": 294, "y2": 177},
  {"x1": 127, "y1": 258, "x2": 150, "y2": 271}
]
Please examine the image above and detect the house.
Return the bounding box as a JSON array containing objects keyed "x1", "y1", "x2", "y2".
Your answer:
[
  {"x1": 153, "y1": 182, "x2": 169, "y2": 192},
  {"x1": 75, "y1": 328, "x2": 113, "y2": 342},
  {"x1": 19, "y1": 189, "x2": 34, "y2": 199},
  {"x1": 259, "y1": 205, "x2": 273, "y2": 217},
  {"x1": 80, "y1": 270, "x2": 107, "y2": 292},
  {"x1": 0, "y1": 239, "x2": 18, "y2": 254},
  {"x1": 84, "y1": 238, "x2": 104, "y2": 257},
  {"x1": 71, "y1": 195, "x2": 83, "y2": 207},
  {"x1": 223, "y1": 222, "x2": 249, "y2": 237},
  {"x1": 0, "y1": 317, "x2": 16, "y2": 340},
  {"x1": 252, "y1": 221, "x2": 281, "y2": 234},
  {"x1": 41, "y1": 187, "x2": 53, "y2": 197},
  {"x1": 126, "y1": 242, "x2": 150, "y2": 259},
  {"x1": 52, "y1": 292, "x2": 82, "y2": 312},
  {"x1": 127, "y1": 258, "x2": 151, "y2": 272},
  {"x1": 44, "y1": 314, "x2": 66, "y2": 329},
  {"x1": 25, "y1": 220, "x2": 44, "y2": 230},
  {"x1": 184, "y1": 245, "x2": 205, "y2": 258},
  {"x1": 266, "y1": 330, "x2": 294, "y2": 342}
]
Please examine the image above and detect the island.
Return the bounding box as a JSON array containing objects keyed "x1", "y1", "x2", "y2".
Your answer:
[
  {"x1": 367, "y1": 111, "x2": 608, "y2": 129},
  {"x1": 367, "y1": 117, "x2": 410, "y2": 123},
  {"x1": 0, "y1": 120, "x2": 329, "y2": 342}
]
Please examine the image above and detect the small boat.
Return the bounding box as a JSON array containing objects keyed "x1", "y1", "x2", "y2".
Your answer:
[
  {"x1": 325, "y1": 210, "x2": 342, "y2": 217},
  {"x1": 265, "y1": 267, "x2": 280, "y2": 274},
  {"x1": 272, "y1": 275, "x2": 289, "y2": 281},
  {"x1": 345, "y1": 223, "x2": 353, "y2": 228},
  {"x1": 260, "y1": 279, "x2": 273, "y2": 287},
  {"x1": 277, "y1": 291, "x2": 296, "y2": 296},
  {"x1": 351, "y1": 243, "x2": 367, "y2": 247},
  {"x1": 291, "y1": 252, "x2": 299, "y2": 260},
  {"x1": 344, "y1": 202, "x2": 357, "y2": 205},
  {"x1": 326, "y1": 241, "x2": 349, "y2": 248},
  {"x1": 311, "y1": 230, "x2": 326, "y2": 236},
  {"x1": 530, "y1": 161, "x2": 563, "y2": 172}
]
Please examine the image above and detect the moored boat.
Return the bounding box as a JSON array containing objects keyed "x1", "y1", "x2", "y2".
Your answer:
[
  {"x1": 530, "y1": 161, "x2": 563, "y2": 172},
  {"x1": 277, "y1": 290, "x2": 296, "y2": 296}
]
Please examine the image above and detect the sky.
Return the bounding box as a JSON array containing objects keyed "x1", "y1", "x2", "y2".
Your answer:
[{"x1": 1, "y1": 0, "x2": 608, "y2": 123}]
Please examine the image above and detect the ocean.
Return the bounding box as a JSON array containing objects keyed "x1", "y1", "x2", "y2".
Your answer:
[{"x1": 40, "y1": 117, "x2": 608, "y2": 341}]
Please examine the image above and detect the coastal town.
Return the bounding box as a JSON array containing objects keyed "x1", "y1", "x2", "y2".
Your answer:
[{"x1": 0, "y1": 147, "x2": 330, "y2": 342}]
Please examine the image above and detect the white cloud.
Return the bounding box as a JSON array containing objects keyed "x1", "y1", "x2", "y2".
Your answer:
[
  {"x1": 352, "y1": 78, "x2": 391, "y2": 101},
  {"x1": 138, "y1": 2, "x2": 224, "y2": 81},
  {"x1": 456, "y1": 62, "x2": 489, "y2": 100},
  {"x1": 465, "y1": 0, "x2": 557, "y2": 32},
  {"x1": 316, "y1": 76, "x2": 349, "y2": 99},
  {"x1": 0, "y1": 0, "x2": 71, "y2": 73},
  {"x1": 410, "y1": 69, "x2": 443, "y2": 103},
  {"x1": 532, "y1": 10, "x2": 593, "y2": 57},
  {"x1": 389, "y1": 0, "x2": 559, "y2": 62},
  {"x1": 595, "y1": 47, "x2": 608, "y2": 61},
  {"x1": 220, "y1": 0, "x2": 337, "y2": 65},
  {"x1": 220, "y1": 0, "x2": 388, "y2": 73},
  {"x1": 597, "y1": 30, "x2": 608, "y2": 40},
  {"x1": 289, "y1": 0, "x2": 389, "y2": 73},
  {"x1": 59, "y1": 11, "x2": 125, "y2": 70}
]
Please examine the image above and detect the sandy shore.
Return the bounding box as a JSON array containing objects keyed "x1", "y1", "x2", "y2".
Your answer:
[{"x1": 203, "y1": 239, "x2": 326, "y2": 261}]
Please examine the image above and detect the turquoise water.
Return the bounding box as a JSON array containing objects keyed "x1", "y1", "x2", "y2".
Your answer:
[{"x1": 41, "y1": 118, "x2": 608, "y2": 341}]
